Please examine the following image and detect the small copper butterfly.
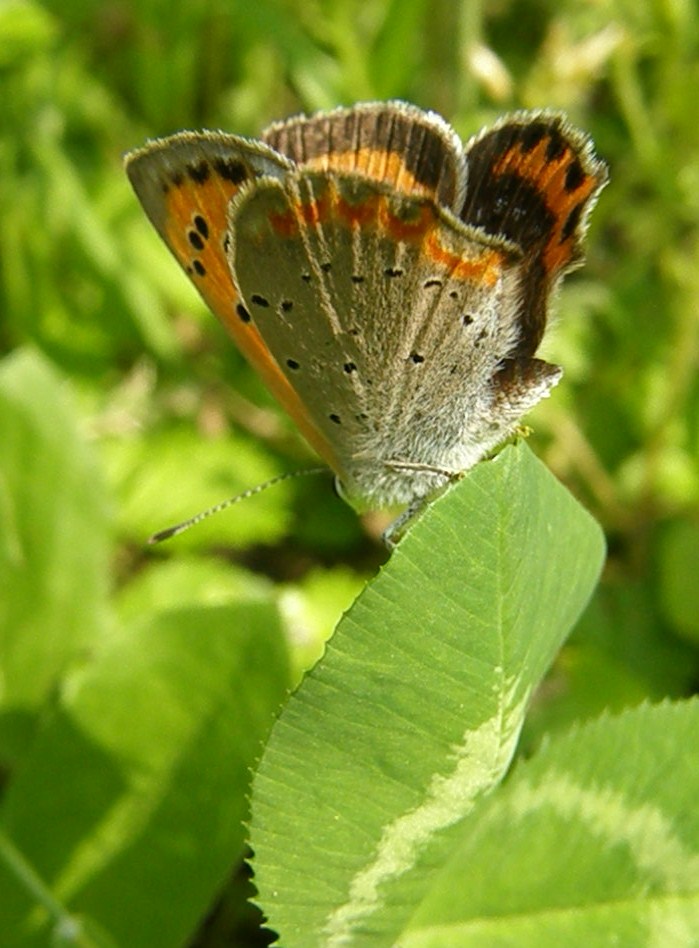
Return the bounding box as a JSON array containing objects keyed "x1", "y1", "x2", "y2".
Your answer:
[{"x1": 126, "y1": 101, "x2": 607, "y2": 519}]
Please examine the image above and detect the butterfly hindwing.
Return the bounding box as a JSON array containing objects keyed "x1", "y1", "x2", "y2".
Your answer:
[{"x1": 228, "y1": 170, "x2": 525, "y2": 504}]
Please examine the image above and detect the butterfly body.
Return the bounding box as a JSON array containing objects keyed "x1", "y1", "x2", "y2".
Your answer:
[{"x1": 126, "y1": 102, "x2": 607, "y2": 514}]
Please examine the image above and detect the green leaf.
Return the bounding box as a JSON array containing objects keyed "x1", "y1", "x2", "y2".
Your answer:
[
  {"x1": 0, "y1": 602, "x2": 291, "y2": 948},
  {"x1": 402, "y1": 700, "x2": 699, "y2": 946},
  {"x1": 0, "y1": 350, "x2": 110, "y2": 761},
  {"x1": 250, "y1": 443, "x2": 605, "y2": 946}
]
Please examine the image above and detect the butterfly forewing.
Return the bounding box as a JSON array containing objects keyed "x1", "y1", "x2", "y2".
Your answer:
[
  {"x1": 125, "y1": 132, "x2": 339, "y2": 465},
  {"x1": 460, "y1": 112, "x2": 608, "y2": 355},
  {"x1": 261, "y1": 101, "x2": 468, "y2": 214}
]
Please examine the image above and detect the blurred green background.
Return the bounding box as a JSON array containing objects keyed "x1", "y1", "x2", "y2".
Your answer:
[{"x1": 1, "y1": 0, "x2": 699, "y2": 944}]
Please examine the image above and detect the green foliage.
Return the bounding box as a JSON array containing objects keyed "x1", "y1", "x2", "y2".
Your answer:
[
  {"x1": 251, "y1": 445, "x2": 605, "y2": 945},
  {"x1": 402, "y1": 700, "x2": 699, "y2": 945},
  {"x1": 0, "y1": 352, "x2": 292, "y2": 945},
  {"x1": 1, "y1": 0, "x2": 699, "y2": 945},
  {"x1": 0, "y1": 351, "x2": 110, "y2": 761}
]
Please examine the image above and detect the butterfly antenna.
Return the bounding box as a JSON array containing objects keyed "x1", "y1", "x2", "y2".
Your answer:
[{"x1": 148, "y1": 467, "x2": 329, "y2": 544}]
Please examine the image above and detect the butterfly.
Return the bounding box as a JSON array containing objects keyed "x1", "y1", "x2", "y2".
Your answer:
[{"x1": 126, "y1": 101, "x2": 607, "y2": 517}]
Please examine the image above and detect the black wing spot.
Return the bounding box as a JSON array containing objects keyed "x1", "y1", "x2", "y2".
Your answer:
[
  {"x1": 424, "y1": 278, "x2": 442, "y2": 288},
  {"x1": 409, "y1": 352, "x2": 425, "y2": 364},
  {"x1": 194, "y1": 214, "x2": 209, "y2": 239},
  {"x1": 343, "y1": 362, "x2": 357, "y2": 374},
  {"x1": 320, "y1": 261, "x2": 332, "y2": 272},
  {"x1": 561, "y1": 201, "x2": 584, "y2": 242},
  {"x1": 329, "y1": 413, "x2": 342, "y2": 424},
  {"x1": 351, "y1": 274, "x2": 365, "y2": 284},
  {"x1": 213, "y1": 158, "x2": 248, "y2": 184},
  {"x1": 544, "y1": 129, "x2": 567, "y2": 163},
  {"x1": 188, "y1": 230, "x2": 205, "y2": 251},
  {"x1": 281, "y1": 299, "x2": 293, "y2": 312},
  {"x1": 223, "y1": 233, "x2": 231, "y2": 254},
  {"x1": 188, "y1": 161, "x2": 210, "y2": 183},
  {"x1": 384, "y1": 267, "x2": 403, "y2": 278},
  {"x1": 518, "y1": 122, "x2": 549, "y2": 153},
  {"x1": 286, "y1": 358, "x2": 300, "y2": 370},
  {"x1": 469, "y1": 172, "x2": 555, "y2": 246},
  {"x1": 236, "y1": 303, "x2": 251, "y2": 322},
  {"x1": 474, "y1": 329, "x2": 488, "y2": 347},
  {"x1": 564, "y1": 158, "x2": 586, "y2": 193},
  {"x1": 171, "y1": 171, "x2": 184, "y2": 187},
  {"x1": 462, "y1": 313, "x2": 474, "y2": 326},
  {"x1": 251, "y1": 293, "x2": 270, "y2": 307},
  {"x1": 193, "y1": 260, "x2": 206, "y2": 276},
  {"x1": 449, "y1": 290, "x2": 459, "y2": 300},
  {"x1": 301, "y1": 273, "x2": 311, "y2": 283}
]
